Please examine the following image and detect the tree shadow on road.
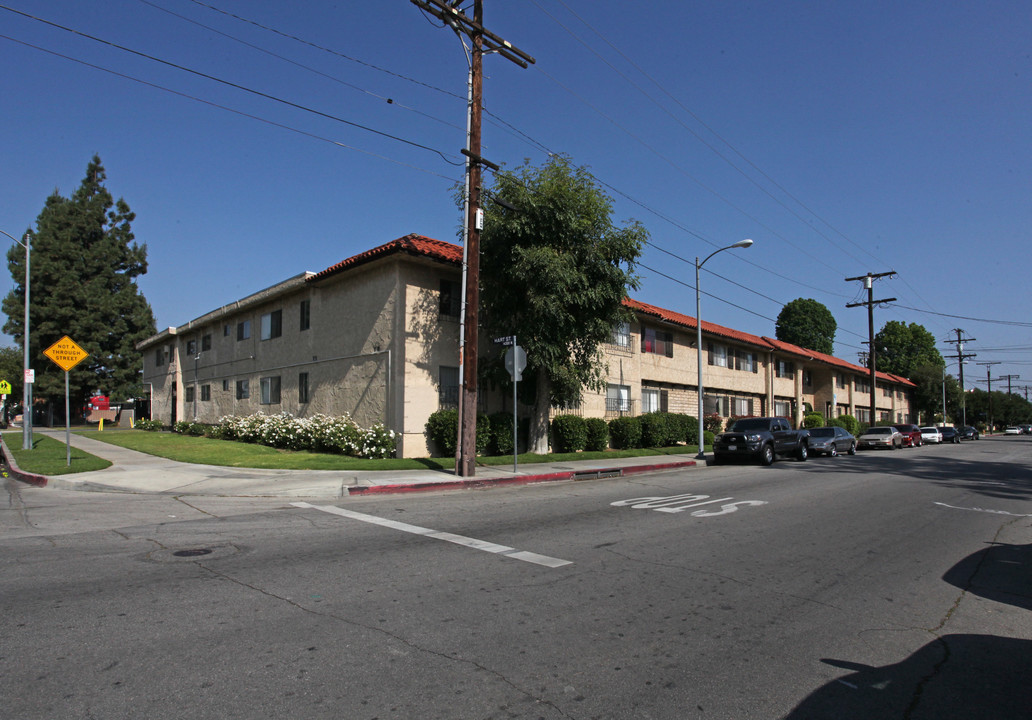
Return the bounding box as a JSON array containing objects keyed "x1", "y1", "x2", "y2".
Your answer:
[{"x1": 783, "y1": 634, "x2": 1032, "y2": 719}]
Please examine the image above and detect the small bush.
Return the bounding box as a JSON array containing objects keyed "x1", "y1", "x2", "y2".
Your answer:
[
  {"x1": 831, "y1": 414, "x2": 860, "y2": 436},
  {"x1": 704, "y1": 414, "x2": 725, "y2": 434},
  {"x1": 425, "y1": 409, "x2": 458, "y2": 457},
  {"x1": 608, "y1": 416, "x2": 642, "y2": 449},
  {"x1": 551, "y1": 414, "x2": 587, "y2": 453},
  {"x1": 584, "y1": 417, "x2": 609, "y2": 451},
  {"x1": 802, "y1": 413, "x2": 825, "y2": 429},
  {"x1": 639, "y1": 412, "x2": 668, "y2": 447},
  {"x1": 135, "y1": 418, "x2": 163, "y2": 431},
  {"x1": 489, "y1": 412, "x2": 515, "y2": 455},
  {"x1": 683, "y1": 416, "x2": 699, "y2": 446},
  {"x1": 703, "y1": 430, "x2": 715, "y2": 447}
]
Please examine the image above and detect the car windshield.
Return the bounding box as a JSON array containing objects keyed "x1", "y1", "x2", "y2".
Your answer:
[
  {"x1": 730, "y1": 418, "x2": 774, "y2": 432},
  {"x1": 866, "y1": 427, "x2": 892, "y2": 435},
  {"x1": 809, "y1": 428, "x2": 835, "y2": 438},
  {"x1": 921, "y1": 427, "x2": 937, "y2": 432}
]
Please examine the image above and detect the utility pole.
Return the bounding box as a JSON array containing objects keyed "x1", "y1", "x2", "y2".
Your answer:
[
  {"x1": 977, "y1": 361, "x2": 1001, "y2": 431},
  {"x1": 412, "y1": 0, "x2": 534, "y2": 477},
  {"x1": 943, "y1": 328, "x2": 976, "y2": 426},
  {"x1": 846, "y1": 271, "x2": 896, "y2": 425},
  {"x1": 998, "y1": 374, "x2": 1020, "y2": 396}
]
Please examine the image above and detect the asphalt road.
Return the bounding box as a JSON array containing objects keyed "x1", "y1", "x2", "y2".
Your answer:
[{"x1": 3, "y1": 436, "x2": 1030, "y2": 719}]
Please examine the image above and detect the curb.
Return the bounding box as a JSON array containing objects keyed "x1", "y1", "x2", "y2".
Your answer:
[
  {"x1": 348, "y1": 459, "x2": 698, "y2": 495},
  {"x1": 0, "y1": 434, "x2": 49, "y2": 488}
]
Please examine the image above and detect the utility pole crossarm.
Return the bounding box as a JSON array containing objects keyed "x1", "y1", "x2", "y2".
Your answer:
[
  {"x1": 845, "y1": 271, "x2": 897, "y2": 424},
  {"x1": 410, "y1": 0, "x2": 536, "y2": 67}
]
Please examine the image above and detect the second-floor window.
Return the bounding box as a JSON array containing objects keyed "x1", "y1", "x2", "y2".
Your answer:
[
  {"x1": 260, "y1": 310, "x2": 282, "y2": 340},
  {"x1": 733, "y1": 350, "x2": 757, "y2": 373},
  {"x1": 237, "y1": 320, "x2": 251, "y2": 341},
  {"x1": 186, "y1": 339, "x2": 197, "y2": 355},
  {"x1": 707, "y1": 342, "x2": 728, "y2": 367},
  {"x1": 439, "y1": 279, "x2": 461, "y2": 319},
  {"x1": 611, "y1": 322, "x2": 631, "y2": 347},
  {"x1": 776, "y1": 360, "x2": 795, "y2": 378},
  {"x1": 299, "y1": 300, "x2": 311, "y2": 331},
  {"x1": 641, "y1": 327, "x2": 674, "y2": 357}
]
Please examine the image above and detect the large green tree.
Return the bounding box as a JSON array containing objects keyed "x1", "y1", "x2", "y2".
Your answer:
[
  {"x1": 478, "y1": 155, "x2": 646, "y2": 449},
  {"x1": 775, "y1": 298, "x2": 836, "y2": 354},
  {"x1": 873, "y1": 320, "x2": 942, "y2": 378},
  {"x1": 3, "y1": 156, "x2": 156, "y2": 414}
]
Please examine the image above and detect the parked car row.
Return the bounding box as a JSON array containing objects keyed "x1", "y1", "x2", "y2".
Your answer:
[{"x1": 711, "y1": 417, "x2": 998, "y2": 466}]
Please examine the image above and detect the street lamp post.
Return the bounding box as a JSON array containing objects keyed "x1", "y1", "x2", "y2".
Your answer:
[
  {"x1": 0, "y1": 229, "x2": 31, "y2": 450},
  {"x1": 696, "y1": 239, "x2": 753, "y2": 459}
]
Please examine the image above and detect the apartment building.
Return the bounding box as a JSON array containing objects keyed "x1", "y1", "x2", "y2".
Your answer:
[{"x1": 138, "y1": 234, "x2": 914, "y2": 458}]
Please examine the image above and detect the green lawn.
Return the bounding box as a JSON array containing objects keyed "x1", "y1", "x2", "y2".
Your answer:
[
  {"x1": 3, "y1": 432, "x2": 112, "y2": 476},
  {"x1": 80, "y1": 428, "x2": 702, "y2": 471}
]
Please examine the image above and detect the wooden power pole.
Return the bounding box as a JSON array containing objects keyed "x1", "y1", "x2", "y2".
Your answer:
[
  {"x1": 846, "y1": 271, "x2": 896, "y2": 424},
  {"x1": 411, "y1": 0, "x2": 534, "y2": 476}
]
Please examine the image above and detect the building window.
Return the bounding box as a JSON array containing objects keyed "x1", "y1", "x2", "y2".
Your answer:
[
  {"x1": 300, "y1": 300, "x2": 311, "y2": 331},
  {"x1": 642, "y1": 327, "x2": 674, "y2": 357},
  {"x1": 732, "y1": 397, "x2": 755, "y2": 416},
  {"x1": 439, "y1": 366, "x2": 460, "y2": 407},
  {"x1": 704, "y1": 395, "x2": 730, "y2": 416},
  {"x1": 236, "y1": 379, "x2": 249, "y2": 399},
  {"x1": 606, "y1": 384, "x2": 631, "y2": 413},
  {"x1": 260, "y1": 376, "x2": 281, "y2": 405},
  {"x1": 260, "y1": 310, "x2": 282, "y2": 340},
  {"x1": 882, "y1": 384, "x2": 892, "y2": 397},
  {"x1": 803, "y1": 369, "x2": 813, "y2": 386},
  {"x1": 856, "y1": 377, "x2": 870, "y2": 393},
  {"x1": 298, "y1": 372, "x2": 310, "y2": 403},
  {"x1": 186, "y1": 339, "x2": 197, "y2": 355},
  {"x1": 642, "y1": 388, "x2": 668, "y2": 414},
  {"x1": 611, "y1": 322, "x2": 631, "y2": 347},
  {"x1": 836, "y1": 374, "x2": 847, "y2": 389},
  {"x1": 224, "y1": 324, "x2": 232, "y2": 337},
  {"x1": 439, "y1": 279, "x2": 461, "y2": 319},
  {"x1": 200, "y1": 384, "x2": 210, "y2": 401},
  {"x1": 776, "y1": 360, "x2": 795, "y2": 378},
  {"x1": 707, "y1": 342, "x2": 728, "y2": 368},
  {"x1": 774, "y1": 399, "x2": 792, "y2": 417},
  {"x1": 733, "y1": 349, "x2": 757, "y2": 373},
  {"x1": 856, "y1": 407, "x2": 871, "y2": 423},
  {"x1": 222, "y1": 379, "x2": 229, "y2": 392},
  {"x1": 237, "y1": 320, "x2": 251, "y2": 341},
  {"x1": 184, "y1": 386, "x2": 195, "y2": 403},
  {"x1": 202, "y1": 334, "x2": 212, "y2": 351},
  {"x1": 155, "y1": 347, "x2": 164, "y2": 367}
]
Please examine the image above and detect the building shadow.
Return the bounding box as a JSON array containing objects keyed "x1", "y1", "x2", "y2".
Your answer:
[{"x1": 783, "y1": 634, "x2": 1032, "y2": 719}]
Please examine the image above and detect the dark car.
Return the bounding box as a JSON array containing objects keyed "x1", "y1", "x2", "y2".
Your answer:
[
  {"x1": 893, "y1": 423, "x2": 923, "y2": 447},
  {"x1": 806, "y1": 426, "x2": 857, "y2": 457},
  {"x1": 939, "y1": 426, "x2": 961, "y2": 444},
  {"x1": 959, "y1": 426, "x2": 980, "y2": 440}
]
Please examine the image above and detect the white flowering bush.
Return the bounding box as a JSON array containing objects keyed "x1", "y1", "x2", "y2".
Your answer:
[{"x1": 187, "y1": 412, "x2": 397, "y2": 459}]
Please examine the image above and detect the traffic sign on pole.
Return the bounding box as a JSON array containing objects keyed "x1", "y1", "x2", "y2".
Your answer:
[{"x1": 43, "y1": 336, "x2": 89, "y2": 372}]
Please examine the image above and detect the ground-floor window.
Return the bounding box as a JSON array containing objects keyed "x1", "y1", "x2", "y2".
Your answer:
[
  {"x1": 607, "y1": 384, "x2": 631, "y2": 414},
  {"x1": 298, "y1": 372, "x2": 310, "y2": 404},
  {"x1": 260, "y1": 376, "x2": 281, "y2": 405},
  {"x1": 774, "y1": 399, "x2": 792, "y2": 417}
]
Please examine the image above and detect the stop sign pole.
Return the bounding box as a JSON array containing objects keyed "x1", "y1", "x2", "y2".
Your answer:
[{"x1": 503, "y1": 337, "x2": 527, "y2": 473}]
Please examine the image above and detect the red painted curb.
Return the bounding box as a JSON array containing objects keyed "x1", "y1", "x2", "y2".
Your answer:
[
  {"x1": 348, "y1": 459, "x2": 697, "y2": 496},
  {"x1": 0, "y1": 434, "x2": 49, "y2": 488}
]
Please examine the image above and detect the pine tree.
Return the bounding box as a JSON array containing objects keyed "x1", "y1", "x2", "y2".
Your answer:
[{"x1": 2, "y1": 156, "x2": 156, "y2": 413}]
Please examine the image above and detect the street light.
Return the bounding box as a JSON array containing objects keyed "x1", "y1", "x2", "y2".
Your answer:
[
  {"x1": 696, "y1": 238, "x2": 753, "y2": 459},
  {"x1": 0, "y1": 229, "x2": 31, "y2": 450}
]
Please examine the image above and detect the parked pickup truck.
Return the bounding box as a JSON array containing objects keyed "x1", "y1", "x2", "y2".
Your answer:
[{"x1": 712, "y1": 417, "x2": 810, "y2": 466}]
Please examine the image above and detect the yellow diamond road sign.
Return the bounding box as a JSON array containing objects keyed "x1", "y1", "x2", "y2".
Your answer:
[{"x1": 44, "y1": 336, "x2": 89, "y2": 372}]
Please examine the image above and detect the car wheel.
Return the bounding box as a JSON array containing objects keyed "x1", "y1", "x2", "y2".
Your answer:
[
  {"x1": 829, "y1": 444, "x2": 838, "y2": 458},
  {"x1": 796, "y1": 443, "x2": 808, "y2": 462},
  {"x1": 760, "y1": 444, "x2": 775, "y2": 466},
  {"x1": 711, "y1": 454, "x2": 724, "y2": 466},
  {"x1": 848, "y1": 442, "x2": 857, "y2": 455}
]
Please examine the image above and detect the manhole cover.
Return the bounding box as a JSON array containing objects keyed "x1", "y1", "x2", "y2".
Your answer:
[{"x1": 172, "y1": 548, "x2": 213, "y2": 557}]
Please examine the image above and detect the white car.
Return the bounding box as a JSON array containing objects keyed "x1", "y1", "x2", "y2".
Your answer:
[
  {"x1": 1004, "y1": 426, "x2": 1022, "y2": 435},
  {"x1": 920, "y1": 426, "x2": 942, "y2": 444}
]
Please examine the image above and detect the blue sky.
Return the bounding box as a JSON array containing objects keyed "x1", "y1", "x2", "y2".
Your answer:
[{"x1": 2, "y1": 0, "x2": 1030, "y2": 394}]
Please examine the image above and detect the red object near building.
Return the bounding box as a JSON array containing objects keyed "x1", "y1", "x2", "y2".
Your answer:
[{"x1": 89, "y1": 395, "x2": 110, "y2": 410}]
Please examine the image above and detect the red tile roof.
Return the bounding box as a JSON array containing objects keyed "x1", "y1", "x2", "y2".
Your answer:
[{"x1": 307, "y1": 234, "x2": 462, "y2": 282}]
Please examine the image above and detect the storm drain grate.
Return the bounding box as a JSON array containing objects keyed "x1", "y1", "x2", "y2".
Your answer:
[
  {"x1": 574, "y1": 468, "x2": 623, "y2": 481},
  {"x1": 172, "y1": 548, "x2": 213, "y2": 557}
]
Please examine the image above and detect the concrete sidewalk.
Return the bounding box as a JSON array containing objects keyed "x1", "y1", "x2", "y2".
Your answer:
[{"x1": 1, "y1": 430, "x2": 701, "y2": 499}]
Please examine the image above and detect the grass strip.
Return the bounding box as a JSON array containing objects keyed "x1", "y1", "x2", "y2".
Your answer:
[
  {"x1": 3, "y1": 432, "x2": 112, "y2": 475},
  {"x1": 82, "y1": 428, "x2": 702, "y2": 471}
]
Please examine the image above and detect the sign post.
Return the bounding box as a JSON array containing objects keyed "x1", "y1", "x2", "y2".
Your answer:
[
  {"x1": 43, "y1": 336, "x2": 89, "y2": 466},
  {"x1": 503, "y1": 338, "x2": 527, "y2": 473}
]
